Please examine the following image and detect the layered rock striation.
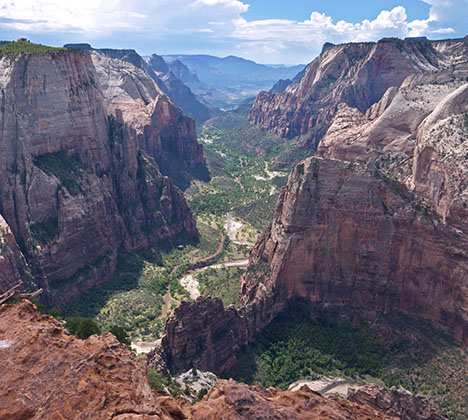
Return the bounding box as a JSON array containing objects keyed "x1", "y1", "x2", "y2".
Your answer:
[
  {"x1": 249, "y1": 39, "x2": 468, "y2": 149},
  {"x1": 241, "y1": 157, "x2": 468, "y2": 344},
  {"x1": 0, "y1": 49, "x2": 199, "y2": 302},
  {"x1": 65, "y1": 44, "x2": 215, "y2": 125}
]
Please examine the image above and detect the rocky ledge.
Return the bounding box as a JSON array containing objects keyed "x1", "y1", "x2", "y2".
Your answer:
[{"x1": 0, "y1": 300, "x2": 445, "y2": 420}]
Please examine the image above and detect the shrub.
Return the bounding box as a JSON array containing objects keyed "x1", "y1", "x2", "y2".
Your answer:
[
  {"x1": 65, "y1": 317, "x2": 101, "y2": 339},
  {"x1": 108, "y1": 325, "x2": 131, "y2": 346}
]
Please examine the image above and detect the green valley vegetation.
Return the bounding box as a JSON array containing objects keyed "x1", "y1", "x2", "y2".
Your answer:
[
  {"x1": 229, "y1": 306, "x2": 468, "y2": 420},
  {"x1": 65, "y1": 317, "x2": 101, "y2": 339},
  {"x1": 60, "y1": 221, "x2": 227, "y2": 339},
  {"x1": 197, "y1": 266, "x2": 245, "y2": 307}
]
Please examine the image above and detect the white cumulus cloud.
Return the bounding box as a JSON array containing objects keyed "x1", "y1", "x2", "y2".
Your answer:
[{"x1": 0, "y1": 0, "x2": 465, "y2": 63}]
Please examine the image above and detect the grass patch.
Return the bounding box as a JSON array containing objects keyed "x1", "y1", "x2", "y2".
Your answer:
[
  {"x1": 33, "y1": 152, "x2": 85, "y2": 196},
  {"x1": 233, "y1": 194, "x2": 278, "y2": 230},
  {"x1": 197, "y1": 266, "x2": 245, "y2": 307},
  {"x1": 29, "y1": 217, "x2": 59, "y2": 246},
  {"x1": 0, "y1": 40, "x2": 66, "y2": 55}
]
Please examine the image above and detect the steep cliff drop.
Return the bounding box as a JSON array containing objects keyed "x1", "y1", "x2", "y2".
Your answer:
[
  {"x1": 152, "y1": 157, "x2": 468, "y2": 380},
  {"x1": 0, "y1": 47, "x2": 200, "y2": 304},
  {"x1": 241, "y1": 157, "x2": 468, "y2": 344},
  {"x1": 0, "y1": 300, "x2": 443, "y2": 420}
]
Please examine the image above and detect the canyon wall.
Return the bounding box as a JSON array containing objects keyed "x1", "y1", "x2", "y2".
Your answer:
[
  {"x1": 241, "y1": 157, "x2": 468, "y2": 345},
  {"x1": 0, "y1": 50, "x2": 199, "y2": 303},
  {"x1": 248, "y1": 39, "x2": 468, "y2": 150}
]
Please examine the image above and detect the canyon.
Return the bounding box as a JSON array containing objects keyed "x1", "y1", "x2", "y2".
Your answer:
[
  {"x1": 2, "y1": 35, "x2": 468, "y2": 419},
  {"x1": 0, "y1": 300, "x2": 444, "y2": 420},
  {"x1": 0, "y1": 45, "x2": 205, "y2": 304},
  {"x1": 151, "y1": 38, "x2": 468, "y2": 411}
]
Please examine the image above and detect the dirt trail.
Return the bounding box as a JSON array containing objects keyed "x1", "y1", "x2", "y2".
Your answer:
[{"x1": 157, "y1": 232, "x2": 225, "y2": 320}]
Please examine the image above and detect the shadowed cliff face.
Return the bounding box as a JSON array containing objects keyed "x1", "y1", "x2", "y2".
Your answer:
[
  {"x1": 242, "y1": 157, "x2": 468, "y2": 345},
  {"x1": 152, "y1": 157, "x2": 468, "y2": 379},
  {"x1": 248, "y1": 39, "x2": 468, "y2": 150},
  {"x1": 0, "y1": 300, "x2": 442, "y2": 420},
  {"x1": 0, "y1": 51, "x2": 198, "y2": 302}
]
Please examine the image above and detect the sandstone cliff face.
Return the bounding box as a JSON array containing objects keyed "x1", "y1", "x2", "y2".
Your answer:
[
  {"x1": 0, "y1": 300, "x2": 442, "y2": 420},
  {"x1": 0, "y1": 51, "x2": 198, "y2": 302},
  {"x1": 153, "y1": 295, "x2": 285, "y2": 375},
  {"x1": 92, "y1": 52, "x2": 208, "y2": 190},
  {"x1": 0, "y1": 215, "x2": 30, "y2": 292},
  {"x1": 317, "y1": 66, "x2": 468, "y2": 164},
  {"x1": 411, "y1": 83, "x2": 468, "y2": 231},
  {"x1": 241, "y1": 157, "x2": 468, "y2": 345},
  {"x1": 248, "y1": 39, "x2": 467, "y2": 149},
  {"x1": 348, "y1": 385, "x2": 445, "y2": 420}
]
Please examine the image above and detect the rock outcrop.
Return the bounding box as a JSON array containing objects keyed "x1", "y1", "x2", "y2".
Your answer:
[
  {"x1": 0, "y1": 215, "x2": 30, "y2": 292},
  {"x1": 411, "y1": 83, "x2": 468, "y2": 231},
  {"x1": 92, "y1": 51, "x2": 209, "y2": 189},
  {"x1": 0, "y1": 49, "x2": 198, "y2": 302},
  {"x1": 241, "y1": 157, "x2": 468, "y2": 344},
  {"x1": 186, "y1": 380, "x2": 397, "y2": 420},
  {"x1": 249, "y1": 39, "x2": 468, "y2": 149},
  {"x1": 66, "y1": 44, "x2": 215, "y2": 124},
  {"x1": 152, "y1": 295, "x2": 284, "y2": 375},
  {"x1": 0, "y1": 300, "x2": 443, "y2": 420},
  {"x1": 317, "y1": 66, "x2": 468, "y2": 163},
  {"x1": 348, "y1": 385, "x2": 445, "y2": 420},
  {"x1": 0, "y1": 300, "x2": 172, "y2": 420}
]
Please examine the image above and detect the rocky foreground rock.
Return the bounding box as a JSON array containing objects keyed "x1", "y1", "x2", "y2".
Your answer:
[
  {"x1": 0, "y1": 48, "x2": 202, "y2": 303},
  {"x1": 0, "y1": 300, "x2": 444, "y2": 420}
]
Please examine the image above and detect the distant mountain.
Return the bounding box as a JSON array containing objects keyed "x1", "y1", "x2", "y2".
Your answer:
[
  {"x1": 147, "y1": 54, "x2": 219, "y2": 123},
  {"x1": 163, "y1": 54, "x2": 305, "y2": 109}
]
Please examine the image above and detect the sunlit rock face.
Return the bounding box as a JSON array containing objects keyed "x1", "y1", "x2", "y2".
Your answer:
[
  {"x1": 242, "y1": 157, "x2": 468, "y2": 345},
  {"x1": 0, "y1": 50, "x2": 198, "y2": 302},
  {"x1": 249, "y1": 39, "x2": 468, "y2": 150}
]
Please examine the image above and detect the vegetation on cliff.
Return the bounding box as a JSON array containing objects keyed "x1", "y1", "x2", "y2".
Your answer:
[
  {"x1": 230, "y1": 307, "x2": 468, "y2": 420},
  {"x1": 0, "y1": 40, "x2": 66, "y2": 55}
]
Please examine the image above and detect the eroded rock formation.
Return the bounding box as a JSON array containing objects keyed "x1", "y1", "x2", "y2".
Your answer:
[
  {"x1": 249, "y1": 39, "x2": 468, "y2": 149},
  {"x1": 348, "y1": 385, "x2": 445, "y2": 420},
  {"x1": 0, "y1": 300, "x2": 172, "y2": 420},
  {"x1": 153, "y1": 295, "x2": 284, "y2": 375},
  {"x1": 0, "y1": 49, "x2": 199, "y2": 302},
  {"x1": 0, "y1": 300, "x2": 444, "y2": 420}
]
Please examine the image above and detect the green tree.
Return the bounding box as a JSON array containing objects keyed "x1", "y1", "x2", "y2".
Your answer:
[
  {"x1": 76, "y1": 318, "x2": 101, "y2": 339},
  {"x1": 109, "y1": 325, "x2": 131, "y2": 346}
]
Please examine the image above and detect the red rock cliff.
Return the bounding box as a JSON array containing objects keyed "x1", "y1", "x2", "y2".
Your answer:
[
  {"x1": 0, "y1": 51, "x2": 198, "y2": 302},
  {"x1": 242, "y1": 157, "x2": 468, "y2": 345},
  {"x1": 248, "y1": 39, "x2": 467, "y2": 149}
]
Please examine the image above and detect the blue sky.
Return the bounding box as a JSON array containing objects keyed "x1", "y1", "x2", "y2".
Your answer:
[{"x1": 0, "y1": 0, "x2": 466, "y2": 64}]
